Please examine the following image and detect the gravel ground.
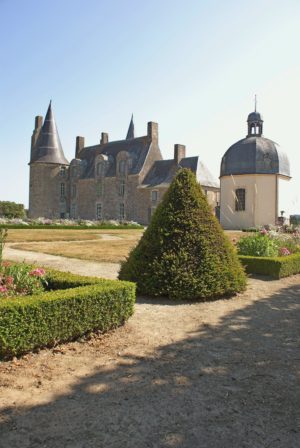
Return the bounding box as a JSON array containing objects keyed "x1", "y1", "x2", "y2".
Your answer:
[{"x1": 0, "y1": 248, "x2": 299, "y2": 448}]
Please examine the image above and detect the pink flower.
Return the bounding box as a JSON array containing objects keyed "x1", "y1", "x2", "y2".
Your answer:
[
  {"x1": 279, "y1": 247, "x2": 291, "y2": 256},
  {"x1": 29, "y1": 268, "x2": 46, "y2": 277},
  {"x1": 260, "y1": 228, "x2": 268, "y2": 235},
  {"x1": 0, "y1": 286, "x2": 8, "y2": 293},
  {"x1": 5, "y1": 276, "x2": 14, "y2": 285}
]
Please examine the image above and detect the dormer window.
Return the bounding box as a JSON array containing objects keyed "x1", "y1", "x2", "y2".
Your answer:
[
  {"x1": 118, "y1": 160, "x2": 126, "y2": 176},
  {"x1": 97, "y1": 161, "x2": 105, "y2": 177},
  {"x1": 60, "y1": 166, "x2": 66, "y2": 177}
]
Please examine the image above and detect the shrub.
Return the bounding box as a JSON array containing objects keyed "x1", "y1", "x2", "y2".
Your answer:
[
  {"x1": 0, "y1": 270, "x2": 135, "y2": 359},
  {"x1": 239, "y1": 253, "x2": 300, "y2": 279},
  {"x1": 119, "y1": 168, "x2": 246, "y2": 300},
  {"x1": 237, "y1": 233, "x2": 279, "y2": 257}
]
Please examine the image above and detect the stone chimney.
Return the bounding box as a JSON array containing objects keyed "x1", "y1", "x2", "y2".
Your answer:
[
  {"x1": 100, "y1": 132, "x2": 109, "y2": 145},
  {"x1": 75, "y1": 136, "x2": 85, "y2": 158},
  {"x1": 30, "y1": 115, "x2": 43, "y2": 157},
  {"x1": 147, "y1": 122, "x2": 158, "y2": 142},
  {"x1": 174, "y1": 144, "x2": 186, "y2": 164}
]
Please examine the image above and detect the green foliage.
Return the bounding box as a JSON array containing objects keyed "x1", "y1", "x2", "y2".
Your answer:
[
  {"x1": 119, "y1": 168, "x2": 246, "y2": 300},
  {"x1": 0, "y1": 228, "x2": 7, "y2": 265},
  {"x1": 237, "y1": 234, "x2": 279, "y2": 257},
  {"x1": 0, "y1": 202, "x2": 25, "y2": 219},
  {"x1": 239, "y1": 253, "x2": 300, "y2": 279},
  {"x1": 0, "y1": 270, "x2": 135, "y2": 359}
]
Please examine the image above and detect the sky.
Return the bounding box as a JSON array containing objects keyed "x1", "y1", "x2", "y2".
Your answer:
[{"x1": 1, "y1": 0, "x2": 300, "y2": 215}]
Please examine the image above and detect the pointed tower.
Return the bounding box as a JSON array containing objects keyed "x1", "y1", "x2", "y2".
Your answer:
[
  {"x1": 126, "y1": 115, "x2": 134, "y2": 139},
  {"x1": 28, "y1": 102, "x2": 70, "y2": 219}
]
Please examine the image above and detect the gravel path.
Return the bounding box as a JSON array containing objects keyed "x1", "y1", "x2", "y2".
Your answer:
[
  {"x1": 3, "y1": 245, "x2": 119, "y2": 279},
  {"x1": 0, "y1": 248, "x2": 299, "y2": 448}
]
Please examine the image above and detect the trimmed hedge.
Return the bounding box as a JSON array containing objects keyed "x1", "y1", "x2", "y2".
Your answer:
[
  {"x1": 239, "y1": 253, "x2": 300, "y2": 279},
  {"x1": 0, "y1": 270, "x2": 135, "y2": 359}
]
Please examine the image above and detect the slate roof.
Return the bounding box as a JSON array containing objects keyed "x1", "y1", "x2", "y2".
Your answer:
[
  {"x1": 30, "y1": 102, "x2": 69, "y2": 165},
  {"x1": 220, "y1": 136, "x2": 290, "y2": 178},
  {"x1": 142, "y1": 156, "x2": 219, "y2": 188},
  {"x1": 79, "y1": 136, "x2": 152, "y2": 179}
]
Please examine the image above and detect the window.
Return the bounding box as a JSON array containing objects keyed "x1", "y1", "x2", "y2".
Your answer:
[
  {"x1": 96, "y1": 183, "x2": 102, "y2": 197},
  {"x1": 71, "y1": 204, "x2": 76, "y2": 219},
  {"x1": 60, "y1": 183, "x2": 65, "y2": 197},
  {"x1": 72, "y1": 184, "x2": 77, "y2": 198},
  {"x1": 235, "y1": 188, "x2": 245, "y2": 211},
  {"x1": 72, "y1": 166, "x2": 77, "y2": 177},
  {"x1": 119, "y1": 180, "x2": 125, "y2": 197},
  {"x1": 97, "y1": 162, "x2": 104, "y2": 177},
  {"x1": 119, "y1": 203, "x2": 125, "y2": 221},
  {"x1": 118, "y1": 160, "x2": 126, "y2": 176},
  {"x1": 60, "y1": 166, "x2": 66, "y2": 177},
  {"x1": 96, "y1": 203, "x2": 102, "y2": 220},
  {"x1": 151, "y1": 190, "x2": 158, "y2": 202}
]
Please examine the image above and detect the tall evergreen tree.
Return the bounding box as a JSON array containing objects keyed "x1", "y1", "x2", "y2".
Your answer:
[{"x1": 119, "y1": 168, "x2": 246, "y2": 299}]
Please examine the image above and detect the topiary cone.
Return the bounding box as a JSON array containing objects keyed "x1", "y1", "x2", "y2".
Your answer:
[{"x1": 119, "y1": 168, "x2": 246, "y2": 299}]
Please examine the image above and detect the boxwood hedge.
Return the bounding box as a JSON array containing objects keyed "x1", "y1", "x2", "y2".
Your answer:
[
  {"x1": 0, "y1": 270, "x2": 135, "y2": 359},
  {"x1": 239, "y1": 253, "x2": 300, "y2": 279}
]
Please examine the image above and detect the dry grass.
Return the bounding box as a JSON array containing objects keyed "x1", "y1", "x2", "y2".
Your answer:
[
  {"x1": 11, "y1": 229, "x2": 143, "y2": 263},
  {"x1": 6, "y1": 229, "x2": 142, "y2": 243},
  {"x1": 7, "y1": 229, "x2": 247, "y2": 263}
]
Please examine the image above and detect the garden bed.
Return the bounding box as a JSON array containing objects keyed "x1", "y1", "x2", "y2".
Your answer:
[
  {"x1": 0, "y1": 269, "x2": 135, "y2": 359},
  {"x1": 239, "y1": 253, "x2": 300, "y2": 279}
]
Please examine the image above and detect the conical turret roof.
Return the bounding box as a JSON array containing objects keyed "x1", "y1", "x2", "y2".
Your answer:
[
  {"x1": 30, "y1": 101, "x2": 69, "y2": 165},
  {"x1": 126, "y1": 114, "x2": 135, "y2": 140}
]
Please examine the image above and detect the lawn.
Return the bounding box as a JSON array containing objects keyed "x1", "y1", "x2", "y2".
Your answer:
[{"x1": 8, "y1": 229, "x2": 143, "y2": 263}]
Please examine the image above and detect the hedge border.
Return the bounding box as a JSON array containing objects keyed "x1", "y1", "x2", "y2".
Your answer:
[
  {"x1": 0, "y1": 270, "x2": 136, "y2": 359},
  {"x1": 239, "y1": 253, "x2": 300, "y2": 279}
]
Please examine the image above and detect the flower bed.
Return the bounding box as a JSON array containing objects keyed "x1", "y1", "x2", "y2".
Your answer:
[
  {"x1": 0, "y1": 269, "x2": 135, "y2": 359},
  {"x1": 0, "y1": 218, "x2": 143, "y2": 230}
]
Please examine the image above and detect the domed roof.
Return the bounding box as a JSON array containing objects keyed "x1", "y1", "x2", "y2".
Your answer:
[
  {"x1": 220, "y1": 136, "x2": 290, "y2": 177},
  {"x1": 247, "y1": 111, "x2": 263, "y2": 122}
]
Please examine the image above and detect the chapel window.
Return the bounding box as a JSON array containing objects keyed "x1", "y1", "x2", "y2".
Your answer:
[
  {"x1": 72, "y1": 184, "x2": 77, "y2": 198},
  {"x1": 97, "y1": 162, "x2": 105, "y2": 177},
  {"x1": 60, "y1": 183, "x2": 65, "y2": 198},
  {"x1": 235, "y1": 188, "x2": 246, "y2": 211}
]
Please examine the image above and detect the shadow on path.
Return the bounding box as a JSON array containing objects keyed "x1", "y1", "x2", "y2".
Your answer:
[{"x1": 0, "y1": 284, "x2": 299, "y2": 448}]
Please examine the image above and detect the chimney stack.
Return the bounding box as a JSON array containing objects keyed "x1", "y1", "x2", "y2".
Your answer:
[
  {"x1": 100, "y1": 132, "x2": 109, "y2": 145},
  {"x1": 174, "y1": 144, "x2": 186, "y2": 164},
  {"x1": 35, "y1": 115, "x2": 43, "y2": 130},
  {"x1": 75, "y1": 136, "x2": 85, "y2": 158},
  {"x1": 147, "y1": 122, "x2": 158, "y2": 142}
]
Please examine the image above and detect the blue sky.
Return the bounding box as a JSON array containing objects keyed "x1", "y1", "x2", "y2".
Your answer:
[{"x1": 1, "y1": 0, "x2": 300, "y2": 214}]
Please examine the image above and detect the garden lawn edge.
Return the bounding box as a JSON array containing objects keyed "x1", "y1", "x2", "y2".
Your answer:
[{"x1": 0, "y1": 270, "x2": 136, "y2": 359}]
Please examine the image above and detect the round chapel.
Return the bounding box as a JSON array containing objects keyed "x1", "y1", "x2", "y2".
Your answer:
[{"x1": 220, "y1": 110, "x2": 291, "y2": 230}]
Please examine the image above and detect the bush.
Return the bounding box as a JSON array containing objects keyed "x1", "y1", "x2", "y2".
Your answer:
[
  {"x1": 119, "y1": 168, "x2": 246, "y2": 300},
  {"x1": 0, "y1": 270, "x2": 135, "y2": 359},
  {"x1": 0, "y1": 202, "x2": 25, "y2": 219},
  {"x1": 239, "y1": 253, "x2": 300, "y2": 279},
  {"x1": 237, "y1": 234, "x2": 279, "y2": 257}
]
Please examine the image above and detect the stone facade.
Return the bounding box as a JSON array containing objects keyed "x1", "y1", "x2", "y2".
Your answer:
[{"x1": 29, "y1": 103, "x2": 220, "y2": 224}]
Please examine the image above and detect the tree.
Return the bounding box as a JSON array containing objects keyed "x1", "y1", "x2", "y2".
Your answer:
[
  {"x1": 119, "y1": 168, "x2": 246, "y2": 300},
  {"x1": 0, "y1": 202, "x2": 26, "y2": 219}
]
